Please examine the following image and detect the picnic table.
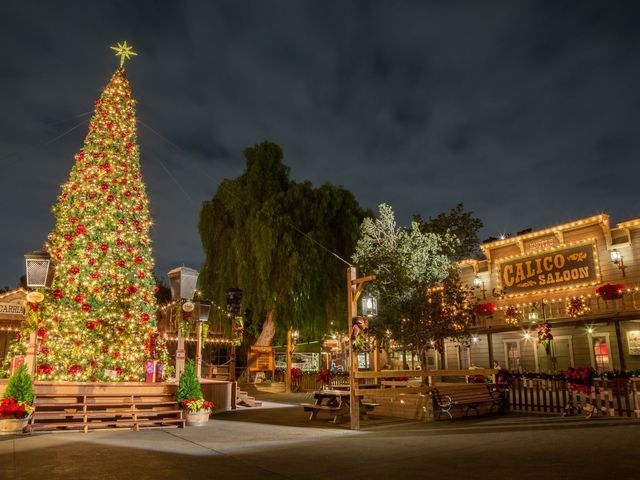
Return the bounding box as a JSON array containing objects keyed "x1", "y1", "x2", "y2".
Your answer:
[{"x1": 300, "y1": 389, "x2": 379, "y2": 423}]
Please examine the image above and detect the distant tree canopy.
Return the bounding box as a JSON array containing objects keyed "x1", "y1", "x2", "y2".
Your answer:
[
  {"x1": 198, "y1": 141, "x2": 370, "y2": 345},
  {"x1": 353, "y1": 204, "x2": 476, "y2": 366},
  {"x1": 414, "y1": 203, "x2": 483, "y2": 261}
]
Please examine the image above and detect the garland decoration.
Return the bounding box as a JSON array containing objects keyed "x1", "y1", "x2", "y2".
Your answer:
[
  {"x1": 504, "y1": 306, "x2": 521, "y2": 326},
  {"x1": 567, "y1": 297, "x2": 590, "y2": 318}
]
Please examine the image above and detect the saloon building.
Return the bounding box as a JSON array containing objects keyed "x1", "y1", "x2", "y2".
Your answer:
[
  {"x1": 0, "y1": 289, "x2": 26, "y2": 361},
  {"x1": 444, "y1": 214, "x2": 640, "y2": 373}
]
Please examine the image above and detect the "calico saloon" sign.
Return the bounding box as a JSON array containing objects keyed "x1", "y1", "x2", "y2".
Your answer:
[{"x1": 498, "y1": 241, "x2": 599, "y2": 295}]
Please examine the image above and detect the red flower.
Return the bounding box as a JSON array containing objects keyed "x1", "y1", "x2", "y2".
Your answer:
[
  {"x1": 37, "y1": 327, "x2": 46, "y2": 338},
  {"x1": 475, "y1": 302, "x2": 496, "y2": 316},
  {"x1": 37, "y1": 364, "x2": 53, "y2": 375},
  {"x1": 75, "y1": 225, "x2": 87, "y2": 235},
  {"x1": 596, "y1": 283, "x2": 625, "y2": 301}
]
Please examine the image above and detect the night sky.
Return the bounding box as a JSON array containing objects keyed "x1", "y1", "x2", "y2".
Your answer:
[{"x1": 2, "y1": 1, "x2": 640, "y2": 287}]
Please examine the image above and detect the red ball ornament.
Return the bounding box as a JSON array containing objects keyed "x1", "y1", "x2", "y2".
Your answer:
[
  {"x1": 86, "y1": 321, "x2": 97, "y2": 330},
  {"x1": 88, "y1": 258, "x2": 96, "y2": 265},
  {"x1": 76, "y1": 225, "x2": 86, "y2": 235},
  {"x1": 116, "y1": 239, "x2": 124, "y2": 247},
  {"x1": 70, "y1": 217, "x2": 78, "y2": 224},
  {"x1": 90, "y1": 273, "x2": 100, "y2": 279},
  {"x1": 138, "y1": 272, "x2": 145, "y2": 279},
  {"x1": 141, "y1": 313, "x2": 150, "y2": 323},
  {"x1": 124, "y1": 191, "x2": 131, "y2": 197},
  {"x1": 70, "y1": 266, "x2": 80, "y2": 275},
  {"x1": 116, "y1": 260, "x2": 126, "y2": 267},
  {"x1": 134, "y1": 256, "x2": 143, "y2": 264},
  {"x1": 112, "y1": 351, "x2": 121, "y2": 359},
  {"x1": 102, "y1": 346, "x2": 109, "y2": 353},
  {"x1": 107, "y1": 195, "x2": 115, "y2": 202},
  {"x1": 101, "y1": 184, "x2": 109, "y2": 191},
  {"x1": 81, "y1": 303, "x2": 91, "y2": 312},
  {"x1": 100, "y1": 244, "x2": 109, "y2": 252},
  {"x1": 127, "y1": 286, "x2": 138, "y2": 295},
  {"x1": 63, "y1": 233, "x2": 72, "y2": 241},
  {"x1": 135, "y1": 204, "x2": 143, "y2": 211},
  {"x1": 153, "y1": 285, "x2": 159, "y2": 293},
  {"x1": 89, "y1": 192, "x2": 96, "y2": 199},
  {"x1": 52, "y1": 289, "x2": 64, "y2": 299},
  {"x1": 74, "y1": 294, "x2": 83, "y2": 303}
]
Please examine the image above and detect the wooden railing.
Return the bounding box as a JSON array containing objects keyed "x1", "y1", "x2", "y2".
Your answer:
[
  {"x1": 508, "y1": 377, "x2": 640, "y2": 418},
  {"x1": 484, "y1": 294, "x2": 640, "y2": 328}
]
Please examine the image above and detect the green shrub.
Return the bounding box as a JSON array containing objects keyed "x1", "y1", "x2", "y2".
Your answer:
[
  {"x1": 3, "y1": 364, "x2": 34, "y2": 403},
  {"x1": 175, "y1": 360, "x2": 203, "y2": 403}
]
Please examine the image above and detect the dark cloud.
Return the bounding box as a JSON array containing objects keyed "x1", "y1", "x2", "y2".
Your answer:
[{"x1": 1, "y1": 0, "x2": 640, "y2": 286}]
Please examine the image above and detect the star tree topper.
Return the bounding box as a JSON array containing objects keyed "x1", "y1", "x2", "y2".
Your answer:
[{"x1": 111, "y1": 41, "x2": 137, "y2": 67}]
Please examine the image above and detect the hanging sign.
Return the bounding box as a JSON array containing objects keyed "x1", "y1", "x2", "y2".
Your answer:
[
  {"x1": 0, "y1": 303, "x2": 25, "y2": 315},
  {"x1": 497, "y1": 240, "x2": 599, "y2": 295}
]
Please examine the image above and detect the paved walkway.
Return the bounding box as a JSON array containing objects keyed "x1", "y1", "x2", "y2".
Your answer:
[{"x1": 1, "y1": 392, "x2": 638, "y2": 480}]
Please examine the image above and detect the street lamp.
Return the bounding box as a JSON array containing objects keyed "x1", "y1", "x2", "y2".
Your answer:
[
  {"x1": 23, "y1": 250, "x2": 55, "y2": 376},
  {"x1": 226, "y1": 288, "x2": 243, "y2": 383},
  {"x1": 167, "y1": 266, "x2": 200, "y2": 380}
]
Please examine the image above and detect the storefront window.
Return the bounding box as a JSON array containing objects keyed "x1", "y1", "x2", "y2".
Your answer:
[
  {"x1": 505, "y1": 341, "x2": 521, "y2": 371},
  {"x1": 592, "y1": 336, "x2": 610, "y2": 372}
]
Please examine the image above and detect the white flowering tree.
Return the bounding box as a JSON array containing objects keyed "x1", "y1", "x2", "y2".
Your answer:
[{"x1": 352, "y1": 204, "x2": 474, "y2": 370}]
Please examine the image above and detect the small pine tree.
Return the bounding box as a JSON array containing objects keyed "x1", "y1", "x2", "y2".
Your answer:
[
  {"x1": 175, "y1": 360, "x2": 203, "y2": 403},
  {"x1": 3, "y1": 364, "x2": 35, "y2": 403}
]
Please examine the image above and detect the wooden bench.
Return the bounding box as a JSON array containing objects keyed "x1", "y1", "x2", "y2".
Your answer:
[{"x1": 433, "y1": 385, "x2": 505, "y2": 420}]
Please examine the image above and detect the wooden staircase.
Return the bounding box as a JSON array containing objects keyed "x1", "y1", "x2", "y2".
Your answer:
[
  {"x1": 29, "y1": 392, "x2": 185, "y2": 433},
  {"x1": 236, "y1": 387, "x2": 262, "y2": 407}
]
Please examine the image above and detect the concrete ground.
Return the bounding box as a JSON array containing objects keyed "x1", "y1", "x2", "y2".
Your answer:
[{"x1": 1, "y1": 392, "x2": 638, "y2": 480}]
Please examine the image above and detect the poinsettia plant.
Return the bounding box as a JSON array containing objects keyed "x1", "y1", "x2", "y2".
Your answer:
[
  {"x1": 180, "y1": 398, "x2": 213, "y2": 413},
  {"x1": 475, "y1": 302, "x2": 496, "y2": 317},
  {"x1": 596, "y1": 283, "x2": 624, "y2": 301},
  {"x1": 0, "y1": 397, "x2": 34, "y2": 419}
]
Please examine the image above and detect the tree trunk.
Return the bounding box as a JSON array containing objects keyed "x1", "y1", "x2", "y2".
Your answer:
[{"x1": 255, "y1": 310, "x2": 276, "y2": 346}]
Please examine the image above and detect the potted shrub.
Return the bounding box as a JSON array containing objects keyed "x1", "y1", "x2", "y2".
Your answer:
[
  {"x1": 1, "y1": 364, "x2": 35, "y2": 435},
  {"x1": 176, "y1": 360, "x2": 213, "y2": 426}
]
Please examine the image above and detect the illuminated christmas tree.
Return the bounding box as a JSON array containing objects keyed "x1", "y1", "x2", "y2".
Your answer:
[{"x1": 10, "y1": 43, "x2": 168, "y2": 381}]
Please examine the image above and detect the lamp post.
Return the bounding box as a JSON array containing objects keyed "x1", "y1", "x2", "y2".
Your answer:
[
  {"x1": 23, "y1": 250, "x2": 55, "y2": 377},
  {"x1": 346, "y1": 266, "x2": 376, "y2": 431},
  {"x1": 226, "y1": 288, "x2": 243, "y2": 383},
  {"x1": 167, "y1": 266, "x2": 199, "y2": 380},
  {"x1": 196, "y1": 300, "x2": 211, "y2": 380},
  {"x1": 610, "y1": 249, "x2": 626, "y2": 277}
]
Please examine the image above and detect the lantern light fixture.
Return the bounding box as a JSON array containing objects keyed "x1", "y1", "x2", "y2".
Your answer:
[
  {"x1": 24, "y1": 250, "x2": 55, "y2": 288},
  {"x1": 361, "y1": 293, "x2": 378, "y2": 317},
  {"x1": 473, "y1": 275, "x2": 486, "y2": 299},
  {"x1": 198, "y1": 300, "x2": 211, "y2": 323},
  {"x1": 167, "y1": 266, "x2": 199, "y2": 301},
  {"x1": 610, "y1": 249, "x2": 626, "y2": 277}
]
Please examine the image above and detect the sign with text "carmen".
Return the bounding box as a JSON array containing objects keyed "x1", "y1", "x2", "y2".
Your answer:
[{"x1": 497, "y1": 241, "x2": 599, "y2": 295}]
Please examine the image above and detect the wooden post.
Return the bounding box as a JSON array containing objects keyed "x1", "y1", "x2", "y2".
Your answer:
[
  {"x1": 614, "y1": 320, "x2": 626, "y2": 370},
  {"x1": 373, "y1": 338, "x2": 379, "y2": 385},
  {"x1": 347, "y1": 267, "x2": 359, "y2": 430},
  {"x1": 195, "y1": 321, "x2": 202, "y2": 379},
  {"x1": 25, "y1": 331, "x2": 38, "y2": 377},
  {"x1": 175, "y1": 326, "x2": 185, "y2": 381},
  {"x1": 285, "y1": 327, "x2": 293, "y2": 393},
  {"x1": 487, "y1": 332, "x2": 494, "y2": 367}
]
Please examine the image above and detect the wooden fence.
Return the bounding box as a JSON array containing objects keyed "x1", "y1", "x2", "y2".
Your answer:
[{"x1": 508, "y1": 377, "x2": 640, "y2": 418}]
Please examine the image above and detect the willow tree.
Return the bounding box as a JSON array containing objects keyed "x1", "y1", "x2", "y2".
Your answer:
[
  {"x1": 199, "y1": 141, "x2": 368, "y2": 345},
  {"x1": 352, "y1": 204, "x2": 475, "y2": 370}
]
